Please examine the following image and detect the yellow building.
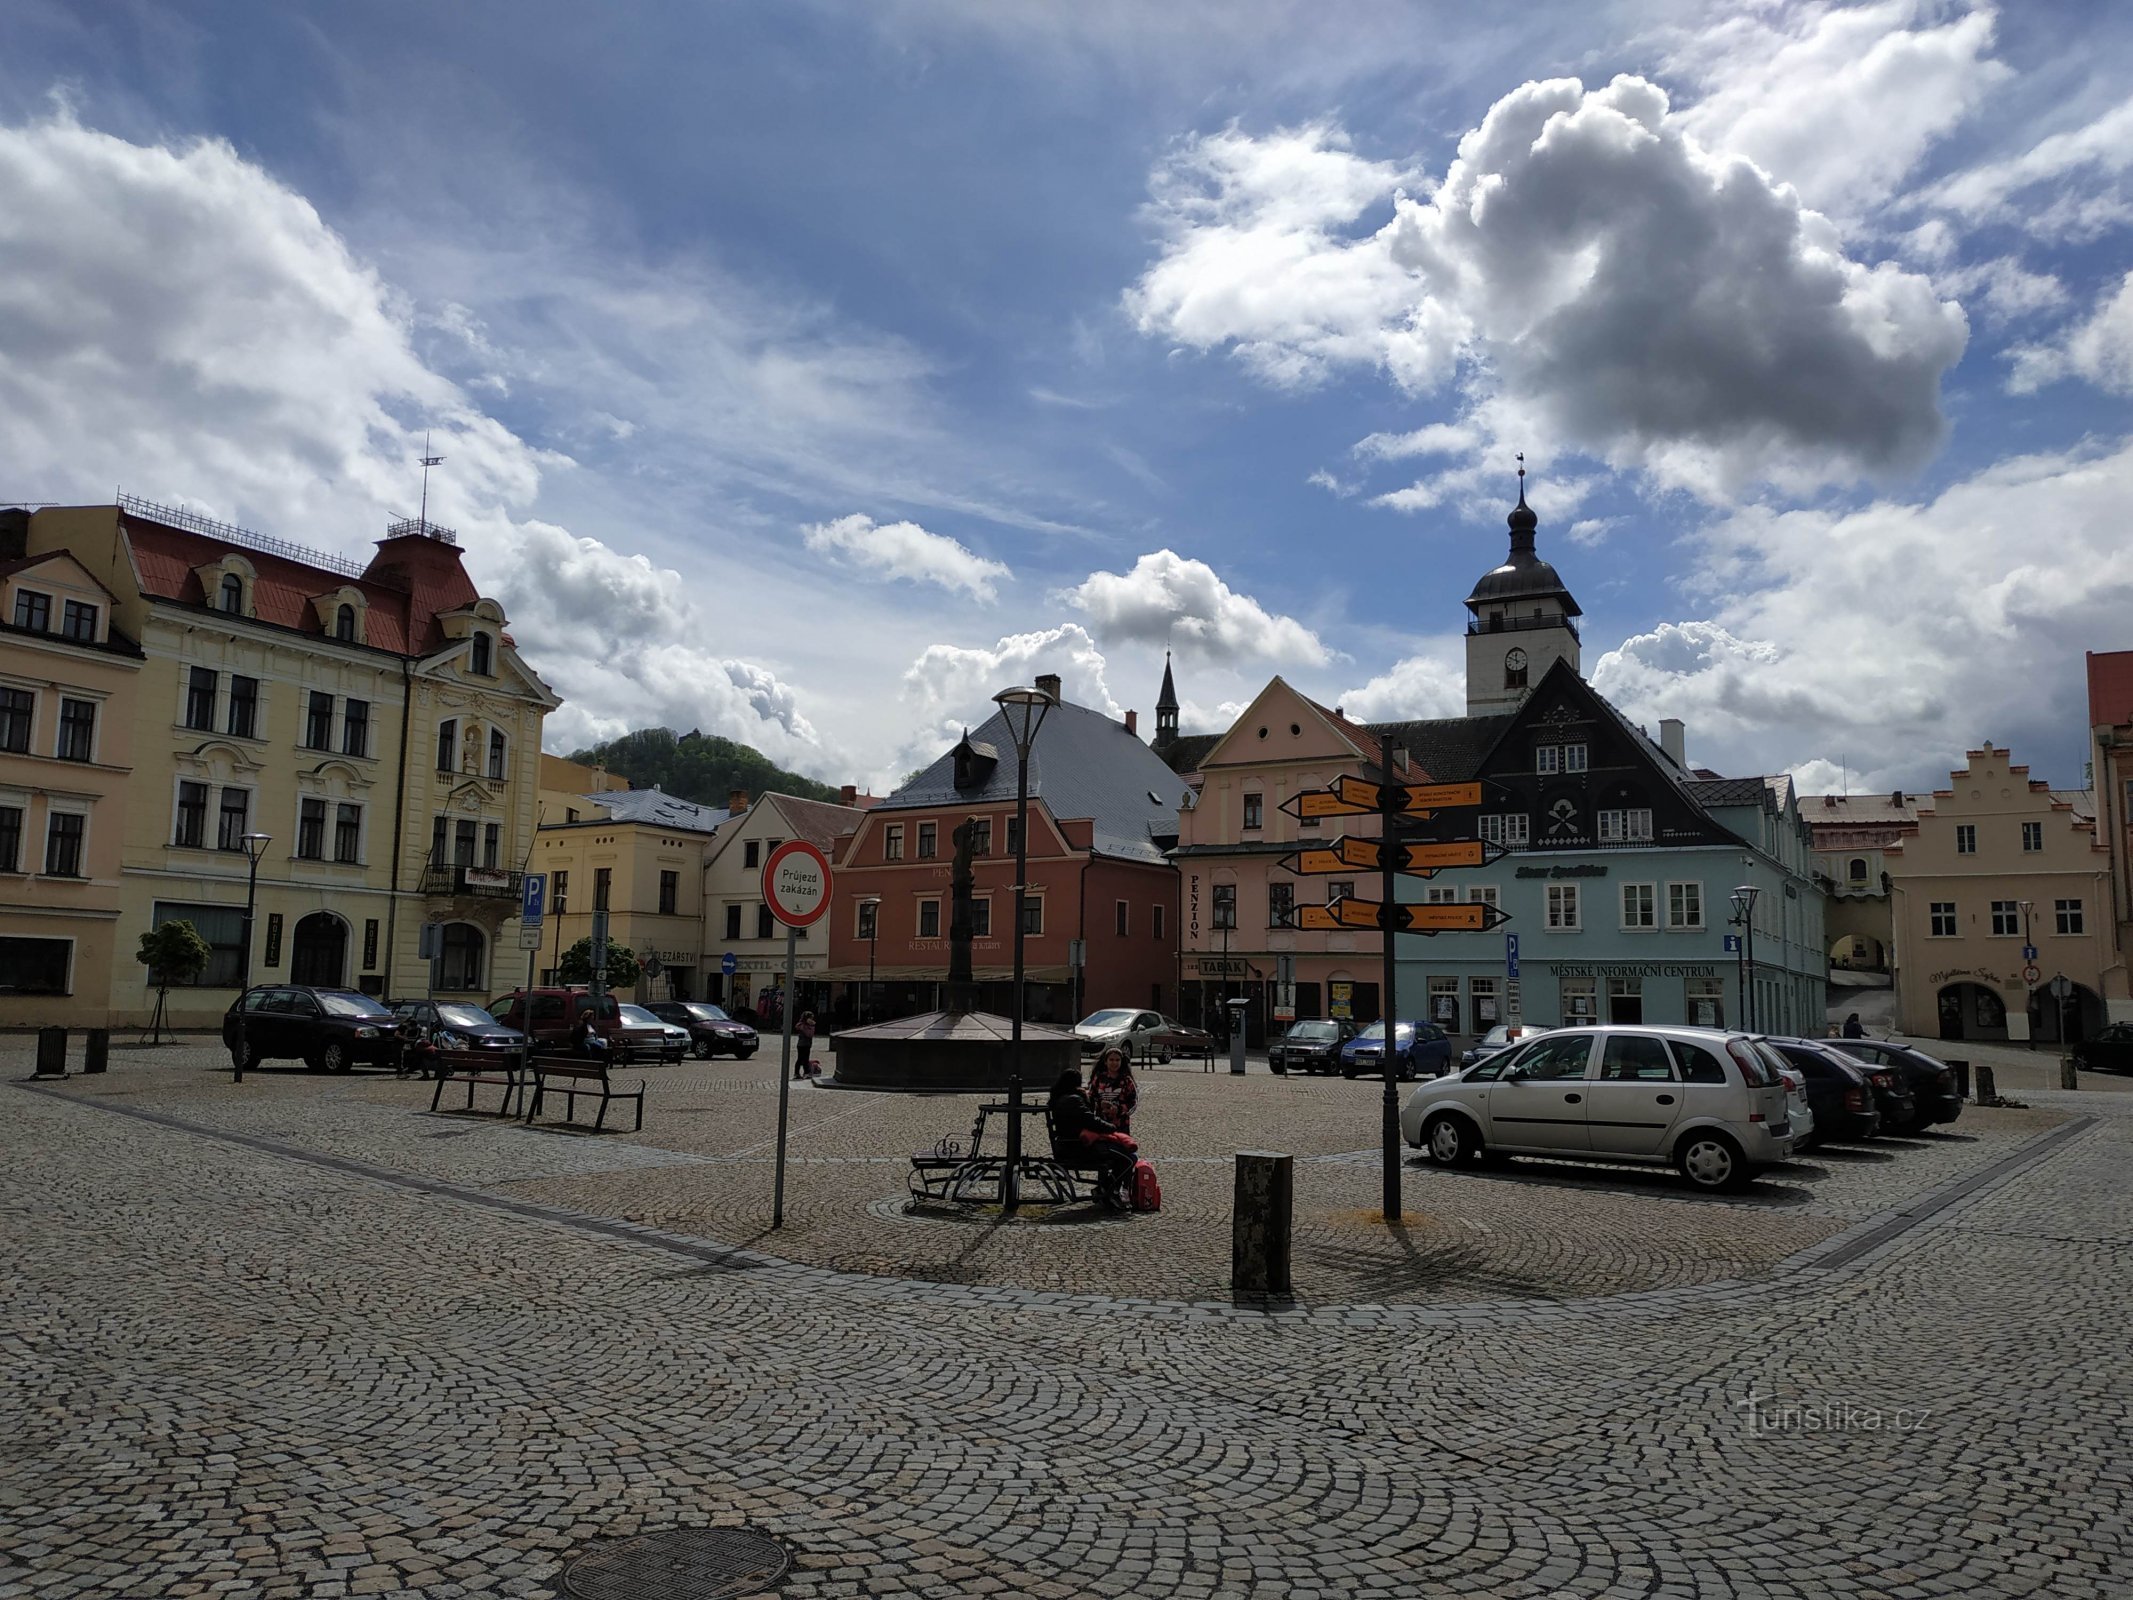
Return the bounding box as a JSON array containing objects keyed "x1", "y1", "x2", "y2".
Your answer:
[
  {"x1": 0, "y1": 522, "x2": 143, "y2": 1024},
  {"x1": 1887, "y1": 744, "x2": 2114, "y2": 1044},
  {"x1": 8, "y1": 498, "x2": 556, "y2": 1030}
]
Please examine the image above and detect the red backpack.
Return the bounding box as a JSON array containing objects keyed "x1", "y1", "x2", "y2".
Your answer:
[{"x1": 1129, "y1": 1158, "x2": 1161, "y2": 1213}]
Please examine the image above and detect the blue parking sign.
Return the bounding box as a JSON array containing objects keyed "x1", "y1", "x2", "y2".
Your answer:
[
  {"x1": 521, "y1": 873, "x2": 546, "y2": 924},
  {"x1": 1505, "y1": 933, "x2": 1520, "y2": 977}
]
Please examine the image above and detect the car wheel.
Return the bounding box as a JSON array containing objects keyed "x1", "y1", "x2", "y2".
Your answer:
[
  {"x1": 1158, "y1": 1049, "x2": 1172, "y2": 1064},
  {"x1": 230, "y1": 1040, "x2": 258, "y2": 1072},
  {"x1": 1677, "y1": 1131, "x2": 1747, "y2": 1192},
  {"x1": 735, "y1": 1049, "x2": 757, "y2": 1061},
  {"x1": 1340, "y1": 1064, "x2": 1357, "y2": 1080},
  {"x1": 319, "y1": 1040, "x2": 350, "y2": 1074},
  {"x1": 693, "y1": 1038, "x2": 715, "y2": 1060},
  {"x1": 1424, "y1": 1113, "x2": 1479, "y2": 1166}
]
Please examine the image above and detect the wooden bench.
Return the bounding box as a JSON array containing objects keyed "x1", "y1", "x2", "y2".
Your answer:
[
  {"x1": 428, "y1": 1051, "x2": 529, "y2": 1118},
  {"x1": 527, "y1": 1055, "x2": 646, "y2": 1132},
  {"x1": 908, "y1": 1103, "x2": 1110, "y2": 1205}
]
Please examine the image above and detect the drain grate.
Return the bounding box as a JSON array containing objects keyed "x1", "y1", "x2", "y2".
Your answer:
[{"x1": 561, "y1": 1528, "x2": 792, "y2": 1599}]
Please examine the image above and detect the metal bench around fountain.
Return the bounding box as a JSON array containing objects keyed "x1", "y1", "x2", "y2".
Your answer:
[{"x1": 909, "y1": 1102, "x2": 1103, "y2": 1205}]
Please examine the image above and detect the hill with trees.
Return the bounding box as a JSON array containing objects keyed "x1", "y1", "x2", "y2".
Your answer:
[{"x1": 566, "y1": 727, "x2": 843, "y2": 808}]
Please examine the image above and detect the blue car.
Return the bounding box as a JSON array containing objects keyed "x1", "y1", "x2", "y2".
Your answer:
[{"x1": 1339, "y1": 1019, "x2": 1452, "y2": 1081}]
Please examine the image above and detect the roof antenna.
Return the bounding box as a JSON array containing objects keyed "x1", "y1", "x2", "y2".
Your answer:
[{"x1": 418, "y1": 431, "x2": 445, "y2": 531}]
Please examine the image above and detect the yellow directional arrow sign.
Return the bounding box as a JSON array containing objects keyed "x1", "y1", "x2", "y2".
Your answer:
[
  {"x1": 1281, "y1": 776, "x2": 1487, "y2": 822},
  {"x1": 1279, "y1": 836, "x2": 1506, "y2": 876},
  {"x1": 1293, "y1": 898, "x2": 1512, "y2": 934}
]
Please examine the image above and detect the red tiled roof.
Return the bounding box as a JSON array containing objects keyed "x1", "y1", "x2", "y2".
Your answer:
[{"x1": 1305, "y1": 696, "x2": 1427, "y2": 779}]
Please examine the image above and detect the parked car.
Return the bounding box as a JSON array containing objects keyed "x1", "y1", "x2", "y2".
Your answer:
[
  {"x1": 2071, "y1": 1022, "x2": 2133, "y2": 1075},
  {"x1": 1073, "y1": 1008, "x2": 1168, "y2": 1063},
  {"x1": 645, "y1": 1000, "x2": 760, "y2": 1059},
  {"x1": 223, "y1": 985, "x2": 400, "y2": 1073},
  {"x1": 485, "y1": 987, "x2": 670, "y2": 1059},
  {"x1": 1151, "y1": 1016, "x2": 1217, "y2": 1062},
  {"x1": 1758, "y1": 1039, "x2": 1881, "y2": 1145},
  {"x1": 617, "y1": 1004, "x2": 692, "y2": 1063},
  {"x1": 1758, "y1": 1052, "x2": 1817, "y2": 1152},
  {"x1": 1269, "y1": 1018, "x2": 1356, "y2": 1075},
  {"x1": 1461, "y1": 1021, "x2": 1549, "y2": 1069},
  {"x1": 1400, "y1": 1025, "x2": 1796, "y2": 1192},
  {"x1": 1340, "y1": 1020, "x2": 1452, "y2": 1081},
  {"x1": 1827, "y1": 1038, "x2": 1966, "y2": 1129},
  {"x1": 389, "y1": 999, "x2": 529, "y2": 1061},
  {"x1": 1772, "y1": 1036, "x2": 1915, "y2": 1132}
]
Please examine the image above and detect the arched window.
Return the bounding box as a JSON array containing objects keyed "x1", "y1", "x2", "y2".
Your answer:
[
  {"x1": 470, "y1": 631, "x2": 493, "y2": 675},
  {"x1": 438, "y1": 923, "x2": 485, "y2": 991},
  {"x1": 219, "y1": 573, "x2": 243, "y2": 614},
  {"x1": 1848, "y1": 857, "x2": 1869, "y2": 883},
  {"x1": 335, "y1": 603, "x2": 356, "y2": 641},
  {"x1": 487, "y1": 727, "x2": 507, "y2": 780}
]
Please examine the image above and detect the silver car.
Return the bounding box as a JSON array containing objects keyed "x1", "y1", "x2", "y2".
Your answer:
[
  {"x1": 1399, "y1": 1024, "x2": 1795, "y2": 1192},
  {"x1": 1074, "y1": 1008, "x2": 1166, "y2": 1063}
]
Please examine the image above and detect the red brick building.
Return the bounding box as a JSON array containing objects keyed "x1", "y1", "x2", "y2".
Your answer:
[{"x1": 826, "y1": 675, "x2": 1189, "y2": 1026}]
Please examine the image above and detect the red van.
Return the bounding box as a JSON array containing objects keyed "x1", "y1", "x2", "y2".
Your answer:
[{"x1": 486, "y1": 988, "x2": 670, "y2": 1059}]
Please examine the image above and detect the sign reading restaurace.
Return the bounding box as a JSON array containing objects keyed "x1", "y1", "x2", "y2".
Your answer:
[{"x1": 762, "y1": 839, "x2": 834, "y2": 928}]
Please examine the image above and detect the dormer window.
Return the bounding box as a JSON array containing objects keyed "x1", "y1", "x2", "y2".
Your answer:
[
  {"x1": 951, "y1": 733, "x2": 998, "y2": 791},
  {"x1": 1848, "y1": 857, "x2": 1868, "y2": 883},
  {"x1": 219, "y1": 574, "x2": 243, "y2": 614},
  {"x1": 335, "y1": 604, "x2": 356, "y2": 641},
  {"x1": 470, "y1": 631, "x2": 493, "y2": 676}
]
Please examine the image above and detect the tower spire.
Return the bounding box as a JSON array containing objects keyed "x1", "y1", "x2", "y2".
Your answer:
[{"x1": 1155, "y1": 650, "x2": 1179, "y2": 744}]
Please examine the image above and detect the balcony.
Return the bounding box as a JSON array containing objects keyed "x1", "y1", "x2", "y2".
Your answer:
[
  {"x1": 422, "y1": 863, "x2": 523, "y2": 899},
  {"x1": 1467, "y1": 612, "x2": 1580, "y2": 641}
]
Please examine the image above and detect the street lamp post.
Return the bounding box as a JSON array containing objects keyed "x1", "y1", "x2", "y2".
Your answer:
[
  {"x1": 992, "y1": 684, "x2": 1056, "y2": 1210},
  {"x1": 232, "y1": 831, "x2": 273, "y2": 1082},
  {"x1": 1730, "y1": 884, "x2": 1760, "y2": 1032},
  {"x1": 2019, "y1": 901, "x2": 2037, "y2": 1049},
  {"x1": 861, "y1": 897, "x2": 880, "y2": 1022}
]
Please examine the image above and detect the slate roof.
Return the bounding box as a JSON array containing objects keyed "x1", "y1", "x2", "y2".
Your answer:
[
  {"x1": 1156, "y1": 732, "x2": 1222, "y2": 777},
  {"x1": 883, "y1": 698, "x2": 1193, "y2": 864},
  {"x1": 592, "y1": 788, "x2": 731, "y2": 833},
  {"x1": 1365, "y1": 713, "x2": 1517, "y2": 782},
  {"x1": 1686, "y1": 776, "x2": 1771, "y2": 808}
]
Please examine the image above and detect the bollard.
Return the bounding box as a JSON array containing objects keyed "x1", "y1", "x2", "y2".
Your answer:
[
  {"x1": 2060, "y1": 1056, "x2": 2080, "y2": 1091},
  {"x1": 1945, "y1": 1059, "x2": 1969, "y2": 1101},
  {"x1": 1232, "y1": 1150, "x2": 1294, "y2": 1298},
  {"x1": 83, "y1": 1028, "x2": 109, "y2": 1074},
  {"x1": 1974, "y1": 1062, "x2": 1996, "y2": 1104},
  {"x1": 33, "y1": 1026, "x2": 67, "y2": 1078}
]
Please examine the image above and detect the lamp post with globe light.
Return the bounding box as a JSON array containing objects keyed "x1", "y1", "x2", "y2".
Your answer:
[
  {"x1": 233, "y1": 831, "x2": 273, "y2": 1082},
  {"x1": 1730, "y1": 884, "x2": 1760, "y2": 1033},
  {"x1": 992, "y1": 683, "x2": 1055, "y2": 1209}
]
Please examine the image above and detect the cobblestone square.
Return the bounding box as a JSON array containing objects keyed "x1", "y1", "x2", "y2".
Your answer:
[{"x1": 3, "y1": 1036, "x2": 2128, "y2": 1597}]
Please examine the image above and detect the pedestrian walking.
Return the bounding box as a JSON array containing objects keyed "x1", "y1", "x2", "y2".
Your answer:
[
  {"x1": 1088, "y1": 1045, "x2": 1138, "y2": 1134},
  {"x1": 794, "y1": 1010, "x2": 818, "y2": 1077}
]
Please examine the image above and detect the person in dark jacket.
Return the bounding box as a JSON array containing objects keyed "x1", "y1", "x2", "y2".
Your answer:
[
  {"x1": 1049, "y1": 1067, "x2": 1136, "y2": 1205},
  {"x1": 569, "y1": 1012, "x2": 608, "y2": 1059},
  {"x1": 1842, "y1": 1013, "x2": 1866, "y2": 1039}
]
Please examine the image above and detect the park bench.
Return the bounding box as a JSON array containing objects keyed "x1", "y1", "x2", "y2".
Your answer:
[
  {"x1": 527, "y1": 1054, "x2": 646, "y2": 1133},
  {"x1": 908, "y1": 1102, "x2": 1109, "y2": 1205},
  {"x1": 428, "y1": 1050, "x2": 530, "y2": 1119}
]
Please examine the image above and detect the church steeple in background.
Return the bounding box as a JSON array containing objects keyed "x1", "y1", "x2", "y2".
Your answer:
[
  {"x1": 1155, "y1": 650, "x2": 1180, "y2": 746},
  {"x1": 1462, "y1": 458, "x2": 1583, "y2": 716}
]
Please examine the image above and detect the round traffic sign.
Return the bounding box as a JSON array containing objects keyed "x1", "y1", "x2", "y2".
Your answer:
[
  {"x1": 762, "y1": 839, "x2": 834, "y2": 927},
  {"x1": 2023, "y1": 963, "x2": 2041, "y2": 985},
  {"x1": 721, "y1": 952, "x2": 738, "y2": 976}
]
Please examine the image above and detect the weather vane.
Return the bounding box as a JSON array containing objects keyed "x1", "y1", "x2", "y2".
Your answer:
[{"x1": 418, "y1": 430, "x2": 445, "y2": 529}]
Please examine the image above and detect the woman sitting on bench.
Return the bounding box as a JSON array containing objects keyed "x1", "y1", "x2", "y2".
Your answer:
[{"x1": 1048, "y1": 1066, "x2": 1136, "y2": 1207}]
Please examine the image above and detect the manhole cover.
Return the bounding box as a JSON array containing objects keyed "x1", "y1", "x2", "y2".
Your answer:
[{"x1": 562, "y1": 1529, "x2": 792, "y2": 1599}]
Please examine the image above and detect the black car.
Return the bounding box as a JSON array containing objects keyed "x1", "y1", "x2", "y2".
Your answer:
[
  {"x1": 1759, "y1": 1039, "x2": 1881, "y2": 1146},
  {"x1": 646, "y1": 1001, "x2": 759, "y2": 1059},
  {"x1": 389, "y1": 1000, "x2": 529, "y2": 1062},
  {"x1": 223, "y1": 985, "x2": 400, "y2": 1073},
  {"x1": 1768, "y1": 1037, "x2": 1914, "y2": 1136},
  {"x1": 1269, "y1": 1019, "x2": 1355, "y2": 1075},
  {"x1": 1828, "y1": 1039, "x2": 1965, "y2": 1129},
  {"x1": 2071, "y1": 1022, "x2": 2133, "y2": 1075}
]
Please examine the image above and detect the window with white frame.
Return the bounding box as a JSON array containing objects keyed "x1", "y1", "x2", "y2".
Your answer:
[
  {"x1": 1535, "y1": 745, "x2": 1560, "y2": 774},
  {"x1": 1956, "y1": 824, "x2": 1976, "y2": 854},
  {"x1": 884, "y1": 823, "x2": 904, "y2": 861},
  {"x1": 1929, "y1": 901, "x2": 1957, "y2": 937},
  {"x1": 970, "y1": 898, "x2": 992, "y2": 938},
  {"x1": 1268, "y1": 882, "x2": 1294, "y2": 926},
  {"x1": 2019, "y1": 820, "x2": 2042, "y2": 852},
  {"x1": 1597, "y1": 808, "x2": 1654, "y2": 843},
  {"x1": 2056, "y1": 898, "x2": 2084, "y2": 935},
  {"x1": 1546, "y1": 883, "x2": 1580, "y2": 930},
  {"x1": 0, "y1": 687, "x2": 31, "y2": 753},
  {"x1": 1621, "y1": 883, "x2": 1656, "y2": 929},
  {"x1": 1666, "y1": 881, "x2": 1703, "y2": 929},
  {"x1": 1480, "y1": 812, "x2": 1529, "y2": 847},
  {"x1": 1242, "y1": 792, "x2": 1264, "y2": 829},
  {"x1": 1464, "y1": 884, "x2": 1500, "y2": 907},
  {"x1": 1425, "y1": 885, "x2": 1459, "y2": 905},
  {"x1": 918, "y1": 898, "x2": 941, "y2": 938},
  {"x1": 1328, "y1": 880, "x2": 1354, "y2": 904},
  {"x1": 1989, "y1": 900, "x2": 2020, "y2": 936},
  {"x1": 1564, "y1": 744, "x2": 1588, "y2": 772}
]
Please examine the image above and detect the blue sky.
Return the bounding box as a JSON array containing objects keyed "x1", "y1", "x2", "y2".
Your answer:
[{"x1": 4, "y1": 1, "x2": 2131, "y2": 794}]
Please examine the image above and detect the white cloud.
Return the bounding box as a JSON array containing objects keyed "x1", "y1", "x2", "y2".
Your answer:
[
  {"x1": 801, "y1": 512, "x2": 1012, "y2": 600},
  {"x1": 1927, "y1": 93, "x2": 2133, "y2": 236},
  {"x1": 894, "y1": 623, "x2": 1125, "y2": 777},
  {"x1": 1590, "y1": 440, "x2": 2133, "y2": 788},
  {"x1": 1933, "y1": 255, "x2": 2068, "y2": 327},
  {"x1": 1062, "y1": 549, "x2": 1329, "y2": 665},
  {"x1": 2006, "y1": 271, "x2": 2133, "y2": 395},
  {"x1": 1565, "y1": 517, "x2": 1620, "y2": 549},
  {"x1": 1334, "y1": 651, "x2": 1466, "y2": 724},
  {"x1": 1129, "y1": 77, "x2": 1967, "y2": 498},
  {"x1": 1667, "y1": 0, "x2": 2008, "y2": 216}
]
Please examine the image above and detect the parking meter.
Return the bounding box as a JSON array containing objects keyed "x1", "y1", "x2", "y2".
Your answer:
[{"x1": 1227, "y1": 998, "x2": 1251, "y2": 1076}]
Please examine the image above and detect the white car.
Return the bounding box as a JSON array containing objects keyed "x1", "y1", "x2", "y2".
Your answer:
[
  {"x1": 1399, "y1": 1024, "x2": 1795, "y2": 1192},
  {"x1": 1074, "y1": 1008, "x2": 1167, "y2": 1063},
  {"x1": 1752, "y1": 1043, "x2": 1817, "y2": 1152}
]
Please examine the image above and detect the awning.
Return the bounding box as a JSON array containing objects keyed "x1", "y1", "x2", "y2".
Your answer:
[{"x1": 807, "y1": 965, "x2": 1073, "y2": 984}]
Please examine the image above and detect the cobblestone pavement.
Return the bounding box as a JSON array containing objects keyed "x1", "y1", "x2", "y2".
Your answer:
[{"x1": 4, "y1": 1041, "x2": 2129, "y2": 1597}]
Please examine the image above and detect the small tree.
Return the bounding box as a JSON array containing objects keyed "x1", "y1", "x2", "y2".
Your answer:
[
  {"x1": 137, "y1": 920, "x2": 210, "y2": 1044},
  {"x1": 555, "y1": 937, "x2": 643, "y2": 991}
]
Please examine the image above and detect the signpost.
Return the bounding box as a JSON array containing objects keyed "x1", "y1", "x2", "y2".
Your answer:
[
  {"x1": 762, "y1": 839, "x2": 834, "y2": 1229},
  {"x1": 1280, "y1": 776, "x2": 1485, "y2": 822},
  {"x1": 519, "y1": 874, "x2": 546, "y2": 991},
  {"x1": 1277, "y1": 836, "x2": 1506, "y2": 877},
  {"x1": 1294, "y1": 898, "x2": 1511, "y2": 933}
]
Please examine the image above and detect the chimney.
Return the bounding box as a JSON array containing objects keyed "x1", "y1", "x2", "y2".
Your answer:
[
  {"x1": 1659, "y1": 718, "x2": 1686, "y2": 767},
  {"x1": 1034, "y1": 672, "x2": 1063, "y2": 702},
  {"x1": 839, "y1": 784, "x2": 857, "y2": 806},
  {"x1": 728, "y1": 788, "x2": 748, "y2": 813},
  {"x1": 1892, "y1": 789, "x2": 1905, "y2": 807},
  {"x1": 1125, "y1": 709, "x2": 1138, "y2": 736}
]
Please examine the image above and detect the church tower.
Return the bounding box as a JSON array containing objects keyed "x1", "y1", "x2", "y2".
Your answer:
[
  {"x1": 1154, "y1": 650, "x2": 1180, "y2": 746},
  {"x1": 1463, "y1": 466, "x2": 1582, "y2": 716}
]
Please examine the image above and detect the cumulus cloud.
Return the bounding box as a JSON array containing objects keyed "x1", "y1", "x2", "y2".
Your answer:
[
  {"x1": 891, "y1": 623, "x2": 1126, "y2": 777},
  {"x1": 1666, "y1": 0, "x2": 2007, "y2": 216},
  {"x1": 1927, "y1": 93, "x2": 2133, "y2": 238},
  {"x1": 1062, "y1": 549, "x2": 1329, "y2": 665},
  {"x1": 1128, "y1": 76, "x2": 1968, "y2": 497},
  {"x1": 1590, "y1": 440, "x2": 2133, "y2": 788},
  {"x1": 2006, "y1": 271, "x2": 2133, "y2": 394},
  {"x1": 802, "y1": 512, "x2": 1012, "y2": 600},
  {"x1": 1333, "y1": 651, "x2": 1466, "y2": 725}
]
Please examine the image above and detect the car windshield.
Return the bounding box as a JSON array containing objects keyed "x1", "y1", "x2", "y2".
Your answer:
[
  {"x1": 616, "y1": 1005, "x2": 663, "y2": 1025},
  {"x1": 1287, "y1": 1022, "x2": 1340, "y2": 1041},
  {"x1": 687, "y1": 1004, "x2": 732, "y2": 1022},
  {"x1": 1079, "y1": 1010, "x2": 1137, "y2": 1029},
  {"x1": 318, "y1": 992, "x2": 392, "y2": 1018},
  {"x1": 435, "y1": 1005, "x2": 495, "y2": 1030},
  {"x1": 1354, "y1": 1022, "x2": 1413, "y2": 1043}
]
